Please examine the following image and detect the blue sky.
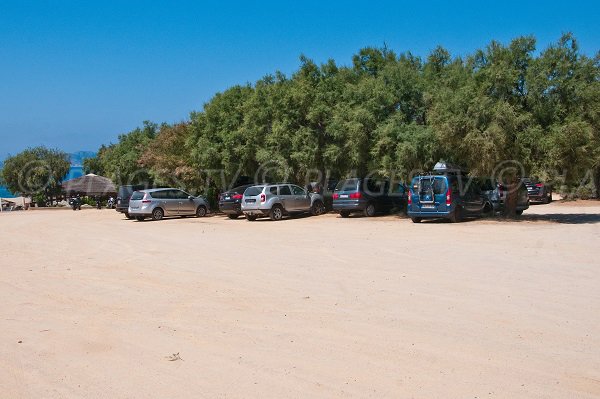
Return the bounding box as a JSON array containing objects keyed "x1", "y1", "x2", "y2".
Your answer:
[{"x1": 0, "y1": 0, "x2": 598, "y2": 159}]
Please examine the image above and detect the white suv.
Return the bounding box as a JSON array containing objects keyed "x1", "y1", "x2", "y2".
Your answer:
[{"x1": 241, "y1": 184, "x2": 325, "y2": 221}]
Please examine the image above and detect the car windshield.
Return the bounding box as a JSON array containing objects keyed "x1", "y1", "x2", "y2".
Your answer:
[
  {"x1": 335, "y1": 179, "x2": 359, "y2": 192},
  {"x1": 244, "y1": 186, "x2": 264, "y2": 196},
  {"x1": 418, "y1": 177, "x2": 447, "y2": 194},
  {"x1": 131, "y1": 191, "x2": 145, "y2": 200}
]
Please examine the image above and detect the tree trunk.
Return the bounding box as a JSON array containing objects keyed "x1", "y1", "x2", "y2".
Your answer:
[
  {"x1": 503, "y1": 178, "x2": 518, "y2": 218},
  {"x1": 594, "y1": 166, "x2": 600, "y2": 199}
]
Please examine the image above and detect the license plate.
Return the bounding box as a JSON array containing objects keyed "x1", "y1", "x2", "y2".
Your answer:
[
  {"x1": 340, "y1": 194, "x2": 349, "y2": 198},
  {"x1": 225, "y1": 196, "x2": 230, "y2": 200},
  {"x1": 245, "y1": 199, "x2": 256, "y2": 203},
  {"x1": 421, "y1": 204, "x2": 435, "y2": 209}
]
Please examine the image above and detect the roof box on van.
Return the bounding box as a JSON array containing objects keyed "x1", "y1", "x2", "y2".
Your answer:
[{"x1": 433, "y1": 161, "x2": 467, "y2": 174}]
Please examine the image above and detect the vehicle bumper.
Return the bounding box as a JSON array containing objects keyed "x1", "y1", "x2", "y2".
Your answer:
[
  {"x1": 116, "y1": 206, "x2": 128, "y2": 213},
  {"x1": 127, "y1": 207, "x2": 153, "y2": 216},
  {"x1": 242, "y1": 209, "x2": 270, "y2": 216},
  {"x1": 527, "y1": 194, "x2": 546, "y2": 201},
  {"x1": 332, "y1": 200, "x2": 366, "y2": 213},
  {"x1": 407, "y1": 210, "x2": 453, "y2": 219},
  {"x1": 219, "y1": 202, "x2": 242, "y2": 214}
]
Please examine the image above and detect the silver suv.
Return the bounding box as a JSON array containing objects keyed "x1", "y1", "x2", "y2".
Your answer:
[
  {"x1": 241, "y1": 184, "x2": 325, "y2": 221},
  {"x1": 128, "y1": 188, "x2": 209, "y2": 221}
]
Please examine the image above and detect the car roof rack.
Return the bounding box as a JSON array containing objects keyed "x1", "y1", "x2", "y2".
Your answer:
[{"x1": 432, "y1": 161, "x2": 468, "y2": 175}]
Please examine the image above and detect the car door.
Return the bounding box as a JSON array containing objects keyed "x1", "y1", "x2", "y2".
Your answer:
[
  {"x1": 465, "y1": 180, "x2": 484, "y2": 214},
  {"x1": 163, "y1": 190, "x2": 182, "y2": 216},
  {"x1": 291, "y1": 185, "x2": 310, "y2": 212},
  {"x1": 176, "y1": 190, "x2": 196, "y2": 215},
  {"x1": 277, "y1": 185, "x2": 293, "y2": 212},
  {"x1": 151, "y1": 190, "x2": 172, "y2": 215}
]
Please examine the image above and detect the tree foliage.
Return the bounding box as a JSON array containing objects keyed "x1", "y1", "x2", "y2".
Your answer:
[
  {"x1": 77, "y1": 34, "x2": 600, "y2": 203},
  {"x1": 0, "y1": 147, "x2": 70, "y2": 203}
]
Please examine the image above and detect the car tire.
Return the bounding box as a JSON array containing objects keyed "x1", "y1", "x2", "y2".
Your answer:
[
  {"x1": 483, "y1": 202, "x2": 493, "y2": 216},
  {"x1": 515, "y1": 209, "x2": 523, "y2": 215},
  {"x1": 411, "y1": 217, "x2": 422, "y2": 223},
  {"x1": 196, "y1": 205, "x2": 207, "y2": 217},
  {"x1": 135, "y1": 216, "x2": 145, "y2": 221},
  {"x1": 270, "y1": 205, "x2": 283, "y2": 221},
  {"x1": 449, "y1": 207, "x2": 462, "y2": 223},
  {"x1": 227, "y1": 214, "x2": 239, "y2": 219},
  {"x1": 340, "y1": 211, "x2": 350, "y2": 218},
  {"x1": 311, "y1": 200, "x2": 325, "y2": 216},
  {"x1": 245, "y1": 214, "x2": 257, "y2": 221},
  {"x1": 364, "y1": 202, "x2": 376, "y2": 217},
  {"x1": 125, "y1": 213, "x2": 133, "y2": 219},
  {"x1": 152, "y1": 208, "x2": 164, "y2": 221}
]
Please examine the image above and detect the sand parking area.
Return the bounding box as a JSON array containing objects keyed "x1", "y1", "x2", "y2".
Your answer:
[{"x1": 1, "y1": 202, "x2": 599, "y2": 398}]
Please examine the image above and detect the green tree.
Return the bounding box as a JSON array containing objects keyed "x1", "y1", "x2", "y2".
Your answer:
[{"x1": 0, "y1": 146, "x2": 70, "y2": 205}]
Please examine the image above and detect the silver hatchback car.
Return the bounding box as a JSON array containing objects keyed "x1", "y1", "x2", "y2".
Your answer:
[
  {"x1": 241, "y1": 183, "x2": 325, "y2": 221},
  {"x1": 128, "y1": 188, "x2": 210, "y2": 221}
]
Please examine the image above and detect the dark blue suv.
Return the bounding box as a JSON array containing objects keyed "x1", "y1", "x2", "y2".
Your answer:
[
  {"x1": 407, "y1": 164, "x2": 491, "y2": 223},
  {"x1": 333, "y1": 177, "x2": 407, "y2": 217}
]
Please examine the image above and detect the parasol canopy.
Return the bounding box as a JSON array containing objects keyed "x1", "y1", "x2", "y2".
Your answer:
[{"x1": 62, "y1": 174, "x2": 117, "y2": 196}]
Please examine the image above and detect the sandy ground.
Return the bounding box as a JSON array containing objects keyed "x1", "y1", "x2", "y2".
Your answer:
[{"x1": 1, "y1": 201, "x2": 599, "y2": 399}]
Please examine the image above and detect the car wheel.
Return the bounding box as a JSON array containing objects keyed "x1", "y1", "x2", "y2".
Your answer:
[
  {"x1": 364, "y1": 202, "x2": 376, "y2": 217},
  {"x1": 483, "y1": 202, "x2": 493, "y2": 216},
  {"x1": 449, "y1": 207, "x2": 462, "y2": 223},
  {"x1": 227, "y1": 214, "x2": 239, "y2": 219},
  {"x1": 196, "y1": 205, "x2": 207, "y2": 217},
  {"x1": 245, "y1": 214, "x2": 257, "y2": 221},
  {"x1": 515, "y1": 209, "x2": 523, "y2": 215},
  {"x1": 152, "y1": 208, "x2": 164, "y2": 221},
  {"x1": 311, "y1": 200, "x2": 325, "y2": 216},
  {"x1": 270, "y1": 205, "x2": 283, "y2": 221},
  {"x1": 125, "y1": 213, "x2": 133, "y2": 219},
  {"x1": 411, "y1": 217, "x2": 422, "y2": 223},
  {"x1": 340, "y1": 211, "x2": 350, "y2": 218},
  {"x1": 135, "y1": 216, "x2": 145, "y2": 221}
]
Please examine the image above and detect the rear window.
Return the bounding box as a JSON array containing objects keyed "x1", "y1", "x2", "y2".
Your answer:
[
  {"x1": 244, "y1": 186, "x2": 264, "y2": 196},
  {"x1": 417, "y1": 177, "x2": 447, "y2": 194},
  {"x1": 131, "y1": 191, "x2": 145, "y2": 200},
  {"x1": 335, "y1": 179, "x2": 359, "y2": 192}
]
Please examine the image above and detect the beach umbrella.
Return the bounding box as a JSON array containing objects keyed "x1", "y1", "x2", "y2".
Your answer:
[{"x1": 62, "y1": 174, "x2": 117, "y2": 196}]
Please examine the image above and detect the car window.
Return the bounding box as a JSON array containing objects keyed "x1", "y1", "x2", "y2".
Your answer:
[
  {"x1": 419, "y1": 177, "x2": 447, "y2": 195},
  {"x1": 244, "y1": 186, "x2": 264, "y2": 196},
  {"x1": 335, "y1": 179, "x2": 359, "y2": 192},
  {"x1": 391, "y1": 183, "x2": 406, "y2": 194},
  {"x1": 291, "y1": 185, "x2": 305, "y2": 195},
  {"x1": 365, "y1": 178, "x2": 385, "y2": 194},
  {"x1": 269, "y1": 186, "x2": 277, "y2": 195},
  {"x1": 279, "y1": 185, "x2": 292, "y2": 195},
  {"x1": 131, "y1": 191, "x2": 145, "y2": 200},
  {"x1": 150, "y1": 190, "x2": 165, "y2": 199}
]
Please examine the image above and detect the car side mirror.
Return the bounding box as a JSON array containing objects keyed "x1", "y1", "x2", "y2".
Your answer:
[{"x1": 188, "y1": 196, "x2": 194, "y2": 200}]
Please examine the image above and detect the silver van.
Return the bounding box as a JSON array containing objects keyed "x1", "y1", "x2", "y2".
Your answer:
[
  {"x1": 241, "y1": 184, "x2": 325, "y2": 221},
  {"x1": 128, "y1": 188, "x2": 209, "y2": 221}
]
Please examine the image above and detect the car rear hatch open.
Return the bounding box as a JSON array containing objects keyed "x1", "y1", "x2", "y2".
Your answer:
[{"x1": 416, "y1": 176, "x2": 448, "y2": 212}]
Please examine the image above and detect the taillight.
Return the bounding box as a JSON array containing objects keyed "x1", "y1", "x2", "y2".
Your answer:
[
  {"x1": 535, "y1": 183, "x2": 543, "y2": 188},
  {"x1": 349, "y1": 192, "x2": 362, "y2": 199},
  {"x1": 446, "y1": 187, "x2": 452, "y2": 206},
  {"x1": 232, "y1": 194, "x2": 243, "y2": 200},
  {"x1": 332, "y1": 193, "x2": 339, "y2": 200},
  {"x1": 260, "y1": 193, "x2": 266, "y2": 203},
  {"x1": 407, "y1": 190, "x2": 412, "y2": 205}
]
